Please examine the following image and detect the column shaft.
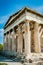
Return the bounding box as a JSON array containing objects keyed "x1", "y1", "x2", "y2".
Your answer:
[
  {"x1": 17, "y1": 26, "x2": 23, "y2": 53},
  {"x1": 8, "y1": 32, "x2": 11, "y2": 51},
  {"x1": 3, "y1": 35, "x2": 6, "y2": 50},
  {"x1": 25, "y1": 20, "x2": 31, "y2": 55},
  {"x1": 34, "y1": 23, "x2": 41, "y2": 52},
  {"x1": 11, "y1": 29, "x2": 16, "y2": 52}
]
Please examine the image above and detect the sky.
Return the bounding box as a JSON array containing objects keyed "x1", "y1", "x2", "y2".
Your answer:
[{"x1": 0, "y1": 0, "x2": 43, "y2": 44}]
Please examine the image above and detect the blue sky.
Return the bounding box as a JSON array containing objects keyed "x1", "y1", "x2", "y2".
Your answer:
[{"x1": 0, "y1": 0, "x2": 43, "y2": 44}]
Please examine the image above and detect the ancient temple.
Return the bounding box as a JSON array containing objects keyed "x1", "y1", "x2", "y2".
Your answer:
[{"x1": 4, "y1": 7, "x2": 43, "y2": 58}]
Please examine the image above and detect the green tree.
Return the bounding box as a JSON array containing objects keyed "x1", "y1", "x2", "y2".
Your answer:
[{"x1": 0, "y1": 44, "x2": 3, "y2": 51}]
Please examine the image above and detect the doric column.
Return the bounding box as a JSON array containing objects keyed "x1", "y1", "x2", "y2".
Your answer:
[
  {"x1": 34, "y1": 23, "x2": 41, "y2": 52},
  {"x1": 30, "y1": 21, "x2": 35, "y2": 52},
  {"x1": 7, "y1": 33, "x2": 9, "y2": 51},
  {"x1": 5, "y1": 33, "x2": 8, "y2": 50},
  {"x1": 24, "y1": 20, "x2": 31, "y2": 55},
  {"x1": 8, "y1": 31, "x2": 11, "y2": 51},
  {"x1": 3, "y1": 34, "x2": 7, "y2": 50},
  {"x1": 10, "y1": 32, "x2": 12, "y2": 51},
  {"x1": 11, "y1": 28, "x2": 16, "y2": 52},
  {"x1": 13, "y1": 30, "x2": 16, "y2": 52},
  {"x1": 17, "y1": 25, "x2": 23, "y2": 53},
  {"x1": 39, "y1": 25, "x2": 43, "y2": 52},
  {"x1": 12, "y1": 29, "x2": 15, "y2": 51},
  {"x1": 38, "y1": 27, "x2": 41, "y2": 53}
]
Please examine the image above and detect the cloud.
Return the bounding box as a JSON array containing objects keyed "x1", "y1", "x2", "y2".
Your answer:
[
  {"x1": 0, "y1": 11, "x2": 16, "y2": 28},
  {"x1": 0, "y1": 29, "x2": 4, "y2": 44},
  {"x1": 33, "y1": 5, "x2": 43, "y2": 14},
  {"x1": 0, "y1": 15, "x2": 10, "y2": 28},
  {"x1": 0, "y1": 29, "x2": 4, "y2": 33},
  {"x1": 0, "y1": 29, "x2": 4, "y2": 38},
  {"x1": 0, "y1": 15, "x2": 9, "y2": 24},
  {"x1": 37, "y1": 6, "x2": 43, "y2": 13}
]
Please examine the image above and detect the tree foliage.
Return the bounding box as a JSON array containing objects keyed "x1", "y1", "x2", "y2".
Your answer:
[
  {"x1": 0, "y1": 44, "x2": 3, "y2": 50},
  {"x1": 0, "y1": 63, "x2": 7, "y2": 65}
]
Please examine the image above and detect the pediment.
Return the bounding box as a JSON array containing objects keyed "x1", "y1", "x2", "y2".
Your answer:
[{"x1": 4, "y1": 7, "x2": 43, "y2": 29}]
